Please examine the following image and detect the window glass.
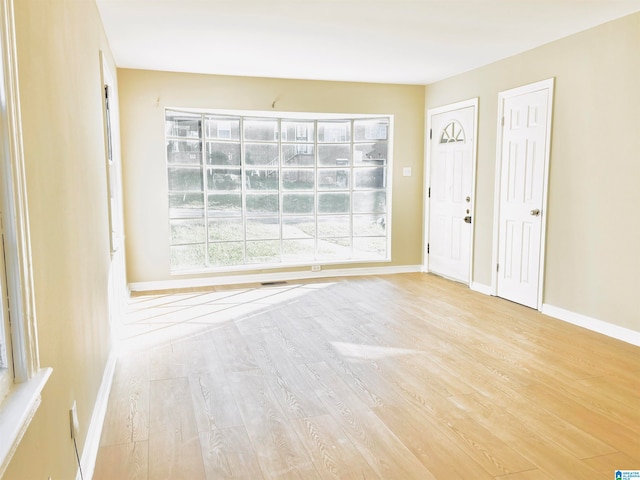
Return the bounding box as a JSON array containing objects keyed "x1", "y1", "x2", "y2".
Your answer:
[
  {"x1": 282, "y1": 216, "x2": 315, "y2": 239},
  {"x1": 246, "y1": 193, "x2": 279, "y2": 215},
  {"x1": 166, "y1": 112, "x2": 201, "y2": 138},
  {"x1": 440, "y1": 121, "x2": 465, "y2": 143},
  {"x1": 318, "y1": 169, "x2": 349, "y2": 190},
  {"x1": 282, "y1": 170, "x2": 314, "y2": 190},
  {"x1": 169, "y1": 192, "x2": 204, "y2": 218},
  {"x1": 353, "y1": 214, "x2": 386, "y2": 236},
  {"x1": 353, "y1": 191, "x2": 386, "y2": 213},
  {"x1": 208, "y1": 242, "x2": 244, "y2": 266},
  {"x1": 354, "y1": 118, "x2": 388, "y2": 141},
  {"x1": 168, "y1": 166, "x2": 203, "y2": 191},
  {"x1": 318, "y1": 121, "x2": 351, "y2": 143},
  {"x1": 354, "y1": 143, "x2": 387, "y2": 165},
  {"x1": 283, "y1": 239, "x2": 315, "y2": 261},
  {"x1": 282, "y1": 121, "x2": 314, "y2": 142},
  {"x1": 245, "y1": 143, "x2": 279, "y2": 166},
  {"x1": 318, "y1": 144, "x2": 351, "y2": 166},
  {"x1": 205, "y1": 116, "x2": 240, "y2": 140},
  {"x1": 208, "y1": 193, "x2": 242, "y2": 215},
  {"x1": 354, "y1": 167, "x2": 386, "y2": 189},
  {"x1": 206, "y1": 142, "x2": 240, "y2": 166},
  {"x1": 170, "y1": 219, "x2": 205, "y2": 244},
  {"x1": 208, "y1": 218, "x2": 244, "y2": 242},
  {"x1": 246, "y1": 240, "x2": 281, "y2": 263},
  {"x1": 167, "y1": 140, "x2": 202, "y2": 165},
  {"x1": 318, "y1": 215, "x2": 350, "y2": 237},
  {"x1": 244, "y1": 118, "x2": 279, "y2": 142},
  {"x1": 170, "y1": 244, "x2": 206, "y2": 269},
  {"x1": 353, "y1": 237, "x2": 386, "y2": 258},
  {"x1": 318, "y1": 237, "x2": 351, "y2": 260},
  {"x1": 318, "y1": 193, "x2": 350, "y2": 214},
  {"x1": 282, "y1": 145, "x2": 315, "y2": 166},
  {"x1": 245, "y1": 169, "x2": 279, "y2": 190},
  {"x1": 246, "y1": 218, "x2": 280, "y2": 240},
  {"x1": 283, "y1": 193, "x2": 315, "y2": 214},
  {"x1": 207, "y1": 168, "x2": 242, "y2": 191}
]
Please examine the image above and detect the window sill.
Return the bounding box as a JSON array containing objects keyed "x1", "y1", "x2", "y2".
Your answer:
[
  {"x1": 170, "y1": 257, "x2": 392, "y2": 277},
  {"x1": 0, "y1": 367, "x2": 53, "y2": 478}
]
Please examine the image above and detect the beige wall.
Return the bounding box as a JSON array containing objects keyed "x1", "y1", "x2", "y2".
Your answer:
[
  {"x1": 426, "y1": 12, "x2": 640, "y2": 332},
  {"x1": 119, "y1": 70, "x2": 425, "y2": 283},
  {"x1": 2, "y1": 3, "x2": 637, "y2": 478},
  {"x1": 4, "y1": 0, "x2": 115, "y2": 478}
]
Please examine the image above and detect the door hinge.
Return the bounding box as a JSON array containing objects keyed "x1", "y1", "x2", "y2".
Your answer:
[
  {"x1": 428, "y1": 187, "x2": 431, "y2": 198},
  {"x1": 501, "y1": 117, "x2": 505, "y2": 127},
  {"x1": 496, "y1": 264, "x2": 499, "y2": 273},
  {"x1": 427, "y1": 243, "x2": 430, "y2": 254},
  {"x1": 429, "y1": 128, "x2": 432, "y2": 140}
]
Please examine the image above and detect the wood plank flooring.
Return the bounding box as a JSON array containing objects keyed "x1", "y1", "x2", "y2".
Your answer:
[{"x1": 93, "y1": 273, "x2": 640, "y2": 479}]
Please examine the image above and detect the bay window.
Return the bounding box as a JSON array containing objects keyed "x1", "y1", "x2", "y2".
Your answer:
[{"x1": 165, "y1": 110, "x2": 391, "y2": 272}]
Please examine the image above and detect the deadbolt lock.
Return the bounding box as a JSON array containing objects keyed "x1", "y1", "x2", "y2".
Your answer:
[
  {"x1": 464, "y1": 216, "x2": 472, "y2": 224},
  {"x1": 465, "y1": 196, "x2": 471, "y2": 203},
  {"x1": 530, "y1": 209, "x2": 541, "y2": 217}
]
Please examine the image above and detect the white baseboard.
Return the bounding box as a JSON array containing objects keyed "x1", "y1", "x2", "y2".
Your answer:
[
  {"x1": 129, "y1": 264, "x2": 423, "y2": 293},
  {"x1": 470, "y1": 282, "x2": 492, "y2": 296},
  {"x1": 541, "y1": 304, "x2": 640, "y2": 347},
  {"x1": 76, "y1": 350, "x2": 117, "y2": 480}
]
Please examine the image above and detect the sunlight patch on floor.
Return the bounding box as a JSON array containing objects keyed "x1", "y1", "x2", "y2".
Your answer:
[{"x1": 118, "y1": 282, "x2": 337, "y2": 351}]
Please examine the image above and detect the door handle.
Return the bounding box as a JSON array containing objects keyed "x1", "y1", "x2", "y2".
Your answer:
[
  {"x1": 530, "y1": 209, "x2": 541, "y2": 217},
  {"x1": 464, "y1": 216, "x2": 472, "y2": 224}
]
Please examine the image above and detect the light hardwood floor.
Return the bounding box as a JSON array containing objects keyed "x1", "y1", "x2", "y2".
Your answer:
[{"x1": 93, "y1": 273, "x2": 640, "y2": 479}]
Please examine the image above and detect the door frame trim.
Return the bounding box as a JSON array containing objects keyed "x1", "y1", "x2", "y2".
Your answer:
[
  {"x1": 423, "y1": 97, "x2": 479, "y2": 285},
  {"x1": 491, "y1": 78, "x2": 554, "y2": 310}
]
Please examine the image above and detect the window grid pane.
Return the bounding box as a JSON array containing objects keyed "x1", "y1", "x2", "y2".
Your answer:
[{"x1": 166, "y1": 110, "x2": 390, "y2": 271}]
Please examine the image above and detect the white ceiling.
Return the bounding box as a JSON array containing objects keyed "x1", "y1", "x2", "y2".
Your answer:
[{"x1": 97, "y1": 0, "x2": 640, "y2": 85}]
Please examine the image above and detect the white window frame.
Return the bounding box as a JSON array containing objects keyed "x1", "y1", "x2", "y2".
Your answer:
[
  {"x1": 0, "y1": 225, "x2": 13, "y2": 396},
  {"x1": 165, "y1": 109, "x2": 393, "y2": 273},
  {"x1": 0, "y1": 0, "x2": 52, "y2": 476}
]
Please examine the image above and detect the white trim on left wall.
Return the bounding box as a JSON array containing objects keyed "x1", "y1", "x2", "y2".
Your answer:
[
  {"x1": 76, "y1": 351, "x2": 117, "y2": 480},
  {"x1": 0, "y1": 0, "x2": 52, "y2": 475},
  {"x1": 78, "y1": 50, "x2": 128, "y2": 480}
]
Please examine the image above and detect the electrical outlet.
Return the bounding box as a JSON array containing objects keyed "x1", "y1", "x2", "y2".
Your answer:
[
  {"x1": 311, "y1": 265, "x2": 321, "y2": 272},
  {"x1": 69, "y1": 401, "x2": 79, "y2": 440}
]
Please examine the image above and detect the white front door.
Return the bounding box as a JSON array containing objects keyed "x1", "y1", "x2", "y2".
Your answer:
[
  {"x1": 495, "y1": 79, "x2": 553, "y2": 308},
  {"x1": 427, "y1": 101, "x2": 476, "y2": 284}
]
